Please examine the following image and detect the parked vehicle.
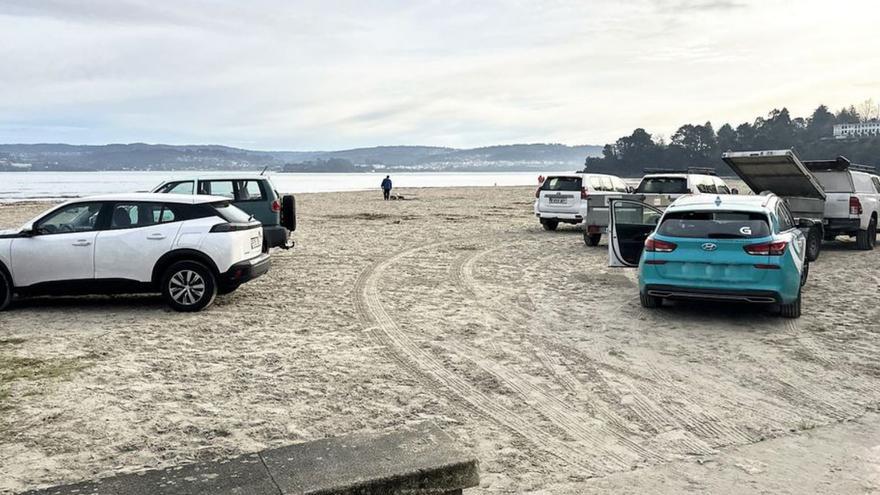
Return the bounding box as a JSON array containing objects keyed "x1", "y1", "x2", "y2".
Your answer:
[
  {"x1": 608, "y1": 193, "x2": 809, "y2": 318},
  {"x1": 0, "y1": 193, "x2": 270, "y2": 312},
  {"x1": 722, "y1": 149, "x2": 826, "y2": 261},
  {"x1": 153, "y1": 175, "x2": 295, "y2": 251},
  {"x1": 802, "y1": 158, "x2": 880, "y2": 250},
  {"x1": 533, "y1": 173, "x2": 631, "y2": 245},
  {"x1": 633, "y1": 168, "x2": 732, "y2": 208}
]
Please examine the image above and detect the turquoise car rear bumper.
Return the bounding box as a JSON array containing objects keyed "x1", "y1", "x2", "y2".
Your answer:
[{"x1": 639, "y1": 259, "x2": 801, "y2": 305}]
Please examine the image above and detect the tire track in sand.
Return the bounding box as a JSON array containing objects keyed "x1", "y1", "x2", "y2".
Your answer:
[
  {"x1": 452, "y1": 243, "x2": 716, "y2": 458},
  {"x1": 457, "y1": 243, "x2": 753, "y2": 451},
  {"x1": 352, "y1": 242, "x2": 598, "y2": 475}
]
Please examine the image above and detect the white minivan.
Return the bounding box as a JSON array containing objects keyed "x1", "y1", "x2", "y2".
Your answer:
[{"x1": 533, "y1": 173, "x2": 630, "y2": 246}]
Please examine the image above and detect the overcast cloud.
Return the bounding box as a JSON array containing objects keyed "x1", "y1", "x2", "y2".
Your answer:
[{"x1": 0, "y1": 0, "x2": 877, "y2": 149}]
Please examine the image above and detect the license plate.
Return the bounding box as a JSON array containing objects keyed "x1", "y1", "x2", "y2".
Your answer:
[
  {"x1": 251, "y1": 237, "x2": 260, "y2": 249},
  {"x1": 549, "y1": 197, "x2": 568, "y2": 204}
]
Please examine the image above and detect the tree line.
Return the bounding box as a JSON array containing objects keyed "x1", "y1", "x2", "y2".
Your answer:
[{"x1": 585, "y1": 101, "x2": 880, "y2": 177}]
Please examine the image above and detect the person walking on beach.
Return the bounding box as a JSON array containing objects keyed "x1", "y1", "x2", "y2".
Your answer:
[{"x1": 381, "y1": 175, "x2": 393, "y2": 200}]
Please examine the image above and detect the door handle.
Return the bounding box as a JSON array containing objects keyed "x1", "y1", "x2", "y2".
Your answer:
[
  {"x1": 72, "y1": 240, "x2": 92, "y2": 247},
  {"x1": 147, "y1": 234, "x2": 166, "y2": 240}
]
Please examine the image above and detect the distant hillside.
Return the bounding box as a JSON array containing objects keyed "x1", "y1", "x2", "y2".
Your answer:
[{"x1": 0, "y1": 143, "x2": 602, "y2": 172}]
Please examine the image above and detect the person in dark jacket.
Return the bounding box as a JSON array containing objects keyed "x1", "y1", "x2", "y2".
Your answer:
[{"x1": 381, "y1": 176, "x2": 392, "y2": 200}]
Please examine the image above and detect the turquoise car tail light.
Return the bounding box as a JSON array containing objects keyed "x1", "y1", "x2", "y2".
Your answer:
[
  {"x1": 645, "y1": 237, "x2": 677, "y2": 253},
  {"x1": 744, "y1": 241, "x2": 787, "y2": 256}
]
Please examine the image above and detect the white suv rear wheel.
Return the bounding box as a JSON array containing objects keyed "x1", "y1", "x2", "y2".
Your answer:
[{"x1": 162, "y1": 261, "x2": 217, "y2": 312}]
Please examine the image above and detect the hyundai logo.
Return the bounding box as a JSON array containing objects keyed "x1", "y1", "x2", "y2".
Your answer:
[{"x1": 701, "y1": 242, "x2": 717, "y2": 251}]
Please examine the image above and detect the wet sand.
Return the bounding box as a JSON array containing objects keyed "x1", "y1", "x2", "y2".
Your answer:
[{"x1": 1, "y1": 187, "x2": 879, "y2": 493}]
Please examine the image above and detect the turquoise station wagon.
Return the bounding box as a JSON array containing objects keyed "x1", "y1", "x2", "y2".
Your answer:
[{"x1": 608, "y1": 194, "x2": 809, "y2": 318}]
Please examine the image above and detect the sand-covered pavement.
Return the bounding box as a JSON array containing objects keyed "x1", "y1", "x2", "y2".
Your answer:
[{"x1": 1, "y1": 186, "x2": 879, "y2": 494}]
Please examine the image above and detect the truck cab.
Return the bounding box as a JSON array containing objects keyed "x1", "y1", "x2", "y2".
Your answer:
[{"x1": 803, "y1": 158, "x2": 880, "y2": 250}]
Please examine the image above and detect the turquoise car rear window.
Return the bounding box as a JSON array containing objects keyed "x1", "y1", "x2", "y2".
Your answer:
[{"x1": 658, "y1": 211, "x2": 770, "y2": 239}]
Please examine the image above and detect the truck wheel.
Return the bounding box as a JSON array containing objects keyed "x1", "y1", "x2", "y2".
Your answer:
[
  {"x1": 162, "y1": 260, "x2": 217, "y2": 312},
  {"x1": 779, "y1": 291, "x2": 801, "y2": 319},
  {"x1": 541, "y1": 219, "x2": 558, "y2": 231},
  {"x1": 806, "y1": 227, "x2": 821, "y2": 262},
  {"x1": 640, "y1": 291, "x2": 661, "y2": 308},
  {"x1": 0, "y1": 269, "x2": 11, "y2": 311},
  {"x1": 856, "y1": 218, "x2": 876, "y2": 250},
  {"x1": 584, "y1": 232, "x2": 601, "y2": 247}
]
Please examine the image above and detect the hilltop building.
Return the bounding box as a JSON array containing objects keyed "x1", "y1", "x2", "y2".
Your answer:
[{"x1": 833, "y1": 121, "x2": 880, "y2": 139}]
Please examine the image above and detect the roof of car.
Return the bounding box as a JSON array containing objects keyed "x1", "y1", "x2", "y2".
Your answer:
[
  {"x1": 641, "y1": 173, "x2": 720, "y2": 180},
  {"x1": 70, "y1": 193, "x2": 228, "y2": 205},
  {"x1": 666, "y1": 193, "x2": 775, "y2": 212},
  {"x1": 547, "y1": 173, "x2": 622, "y2": 179},
  {"x1": 157, "y1": 174, "x2": 270, "y2": 183}
]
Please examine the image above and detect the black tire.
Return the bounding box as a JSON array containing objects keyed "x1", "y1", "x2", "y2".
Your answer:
[
  {"x1": 640, "y1": 291, "x2": 661, "y2": 308},
  {"x1": 281, "y1": 195, "x2": 296, "y2": 232},
  {"x1": 779, "y1": 291, "x2": 801, "y2": 319},
  {"x1": 856, "y1": 218, "x2": 876, "y2": 251},
  {"x1": 161, "y1": 260, "x2": 217, "y2": 312},
  {"x1": 800, "y1": 261, "x2": 809, "y2": 287},
  {"x1": 541, "y1": 219, "x2": 559, "y2": 231},
  {"x1": 584, "y1": 233, "x2": 601, "y2": 246},
  {"x1": 806, "y1": 226, "x2": 821, "y2": 262},
  {"x1": 0, "y1": 269, "x2": 11, "y2": 311}
]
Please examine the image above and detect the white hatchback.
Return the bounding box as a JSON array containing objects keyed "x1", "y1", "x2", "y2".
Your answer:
[{"x1": 0, "y1": 193, "x2": 270, "y2": 312}]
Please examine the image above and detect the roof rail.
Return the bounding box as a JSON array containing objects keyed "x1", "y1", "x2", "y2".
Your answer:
[
  {"x1": 802, "y1": 156, "x2": 876, "y2": 173},
  {"x1": 850, "y1": 163, "x2": 877, "y2": 173},
  {"x1": 642, "y1": 167, "x2": 717, "y2": 175},
  {"x1": 687, "y1": 167, "x2": 717, "y2": 176}
]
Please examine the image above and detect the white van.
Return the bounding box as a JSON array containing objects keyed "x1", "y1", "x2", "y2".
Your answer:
[{"x1": 533, "y1": 173, "x2": 630, "y2": 246}]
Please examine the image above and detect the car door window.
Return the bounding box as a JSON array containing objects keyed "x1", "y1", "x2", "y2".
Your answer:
[
  {"x1": 611, "y1": 177, "x2": 628, "y2": 192},
  {"x1": 715, "y1": 178, "x2": 731, "y2": 194},
  {"x1": 36, "y1": 203, "x2": 103, "y2": 235},
  {"x1": 158, "y1": 181, "x2": 194, "y2": 194},
  {"x1": 695, "y1": 176, "x2": 717, "y2": 193},
  {"x1": 111, "y1": 203, "x2": 165, "y2": 229},
  {"x1": 776, "y1": 204, "x2": 795, "y2": 231},
  {"x1": 235, "y1": 180, "x2": 265, "y2": 201},
  {"x1": 202, "y1": 180, "x2": 235, "y2": 199},
  {"x1": 589, "y1": 177, "x2": 603, "y2": 191},
  {"x1": 872, "y1": 177, "x2": 880, "y2": 193}
]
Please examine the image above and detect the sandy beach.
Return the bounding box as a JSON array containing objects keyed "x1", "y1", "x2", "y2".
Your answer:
[{"x1": 1, "y1": 186, "x2": 879, "y2": 494}]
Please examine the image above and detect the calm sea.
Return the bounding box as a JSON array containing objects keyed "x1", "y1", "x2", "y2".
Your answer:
[{"x1": 0, "y1": 171, "x2": 567, "y2": 202}]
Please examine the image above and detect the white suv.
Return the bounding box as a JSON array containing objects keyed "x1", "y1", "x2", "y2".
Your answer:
[
  {"x1": 0, "y1": 193, "x2": 270, "y2": 312},
  {"x1": 635, "y1": 171, "x2": 732, "y2": 197}
]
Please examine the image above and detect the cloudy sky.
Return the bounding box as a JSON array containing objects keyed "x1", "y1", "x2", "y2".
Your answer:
[{"x1": 0, "y1": 0, "x2": 877, "y2": 150}]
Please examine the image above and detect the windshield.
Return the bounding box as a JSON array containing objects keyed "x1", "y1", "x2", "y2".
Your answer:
[
  {"x1": 541, "y1": 177, "x2": 581, "y2": 192},
  {"x1": 636, "y1": 177, "x2": 688, "y2": 194},
  {"x1": 658, "y1": 211, "x2": 771, "y2": 239},
  {"x1": 813, "y1": 172, "x2": 854, "y2": 193}
]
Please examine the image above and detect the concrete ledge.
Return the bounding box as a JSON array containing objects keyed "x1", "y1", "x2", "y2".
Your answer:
[{"x1": 21, "y1": 422, "x2": 479, "y2": 495}]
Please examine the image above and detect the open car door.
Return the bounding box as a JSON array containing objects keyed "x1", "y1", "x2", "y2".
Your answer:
[{"x1": 608, "y1": 199, "x2": 663, "y2": 267}]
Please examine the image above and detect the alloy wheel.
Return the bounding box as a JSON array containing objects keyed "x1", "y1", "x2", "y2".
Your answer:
[{"x1": 169, "y1": 270, "x2": 206, "y2": 306}]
